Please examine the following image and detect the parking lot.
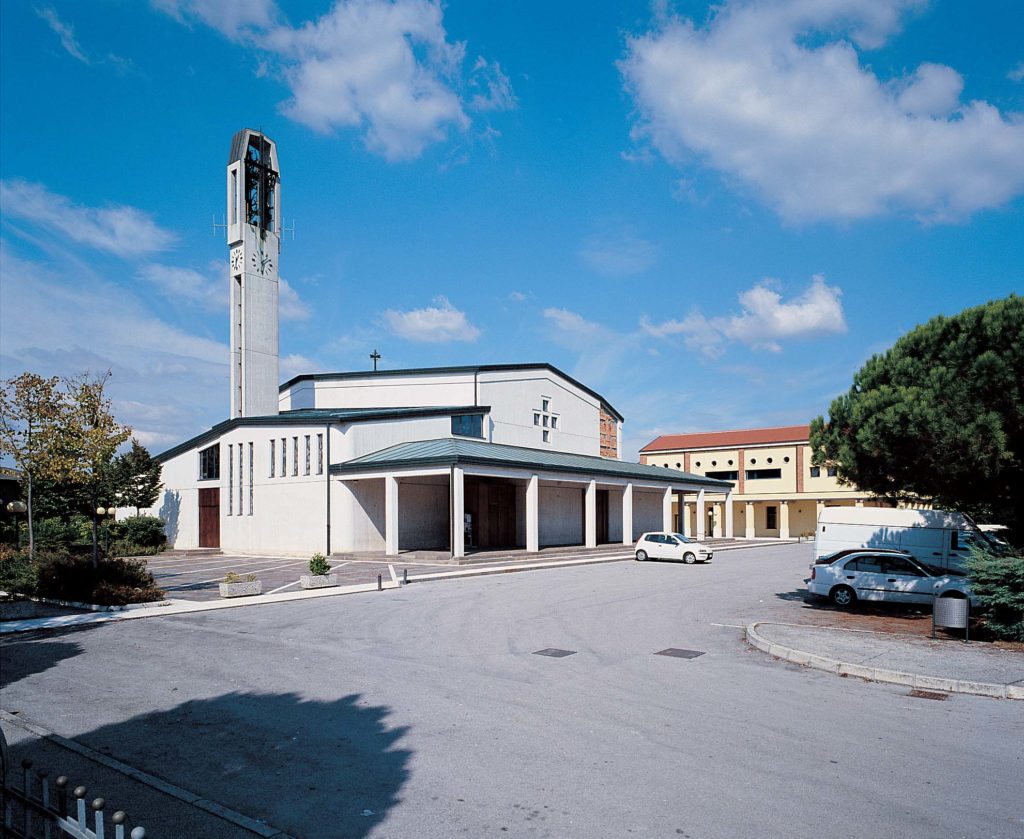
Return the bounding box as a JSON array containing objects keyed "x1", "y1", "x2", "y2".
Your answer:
[{"x1": 3, "y1": 542, "x2": 1020, "y2": 839}]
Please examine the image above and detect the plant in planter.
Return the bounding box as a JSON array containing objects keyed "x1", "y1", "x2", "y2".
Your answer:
[
  {"x1": 300, "y1": 553, "x2": 338, "y2": 589},
  {"x1": 219, "y1": 571, "x2": 262, "y2": 598}
]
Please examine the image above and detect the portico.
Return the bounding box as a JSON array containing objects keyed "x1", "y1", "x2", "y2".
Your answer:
[{"x1": 331, "y1": 438, "x2": 731, "y2": 558}]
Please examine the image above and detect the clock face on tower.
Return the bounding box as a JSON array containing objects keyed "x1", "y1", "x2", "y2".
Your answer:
[
  {"x1": 230, "y1": 248, "x2": 243, "y2": 273},
  {"x1": 249, "y1": 250, "x2": 274, "y2": 275}
]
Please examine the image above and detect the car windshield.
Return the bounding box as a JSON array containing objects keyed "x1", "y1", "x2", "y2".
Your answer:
[{"x1": 672, "y1": 534, "x2": 696, "y2": 543}]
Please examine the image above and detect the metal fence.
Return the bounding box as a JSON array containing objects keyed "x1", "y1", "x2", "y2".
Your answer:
[{"x1": 2, "y1": 756, "x2": 145, "y2": 839}]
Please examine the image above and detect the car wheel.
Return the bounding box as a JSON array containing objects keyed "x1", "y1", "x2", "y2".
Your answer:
[
  {"x1": 683, "y1": 552, "x2": 696, "y2": 564},
  {"x1": 636, "y1": 550, "x2": 647, "y2": 562},
  {"x1": 830, "y1": 585, "x2": 856, "y2": 608}
]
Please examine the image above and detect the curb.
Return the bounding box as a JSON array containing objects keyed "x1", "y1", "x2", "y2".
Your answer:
[
  {"x1": 0, "y1": 710, "x2": 295, "y2": 838},
  {"x1": 745, "y1": 622, "x2": 1023, "y2": 701}
]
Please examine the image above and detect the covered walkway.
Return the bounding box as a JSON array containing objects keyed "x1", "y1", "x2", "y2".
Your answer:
[{"x1": 330, "y1": 438, "x2": 734, "y2": 559}]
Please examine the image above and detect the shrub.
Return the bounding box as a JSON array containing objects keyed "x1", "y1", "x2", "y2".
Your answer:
[
  {"x1": 309, "y1": 553, "x2": 331, "y2": 576},
  {"x1": 108, "y1": 540, "x2": 163, "y2": 558},
  {"x1": 0, "y1": 545, "x2": 37, "y2": 596},
  {"x1": 36, "y1": 551, "x2": 163, "y2": 606},
  {"x1": 33, "y1": 516, "x2": 91, "y2": 548},
  {"x1": 223, "y1": 572, "x2": 257, "y2": 584},
  {"x1": 966, "y1": 548, "x2": 1024, "y2": 641},
  {"x1": 109, "y1": 516, "x2": 167, "y2": 550}
]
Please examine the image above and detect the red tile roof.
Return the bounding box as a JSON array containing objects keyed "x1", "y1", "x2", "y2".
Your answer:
[{"x1": 640, "y1": 425, "x2": 811, "y2": 453}]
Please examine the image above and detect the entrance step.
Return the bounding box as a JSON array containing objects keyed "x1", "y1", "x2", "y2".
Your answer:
[{"x1": 160, "y1": 548, "x2": 223, "y2": 558}]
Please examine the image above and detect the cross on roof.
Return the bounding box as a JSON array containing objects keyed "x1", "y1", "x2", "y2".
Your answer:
[{"x1": 370, "y1": 349, "x2": 381, "y2": 372}]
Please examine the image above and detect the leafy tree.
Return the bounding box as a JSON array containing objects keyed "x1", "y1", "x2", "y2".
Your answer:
[
  {"x1": 811, "y1": 295, "x2": 1023, "y2": 539},
  {"x1": 62, "y1": 372, "x2": 131, "y2": 565},
  {"x1": 0, "y1": 374, "x2": 75, "y2": 558},
  {"x1": 112, "y1": 439, "x2": 163, "y2": 515}
]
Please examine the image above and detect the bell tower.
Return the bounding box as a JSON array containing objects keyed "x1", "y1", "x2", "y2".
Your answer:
[{"x1": 227, "y1": 129, "x2": 281, "y2": 418}]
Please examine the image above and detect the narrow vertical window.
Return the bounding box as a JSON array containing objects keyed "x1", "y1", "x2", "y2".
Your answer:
[
  {"x1": 230, "y1": 168, "x2": 238, "y2": 225},
  {"x1": 270, "y1": 440, "x2": 276, "y2": 477},
  {"x1": 228, "y1": 444, "x2": 234, "y2": 515},
  {"x1": 317, "y1": 434, "x2": 324, "y2": 475},
  {"x1": 238, "y1": 444, "x2": 244, "y2": 516},
  {"x1": 281, "y1": 437, "x2": 286, "y2": 476},
  {"x1": 293, "y1": 437, "x2": 299, "y2": 476},
  {"x1": 304, "y1": 435, "x2": 311, "y2": 475},
  {"x1": 248, "y1": 442, "x2": 254, "y2": 515}
]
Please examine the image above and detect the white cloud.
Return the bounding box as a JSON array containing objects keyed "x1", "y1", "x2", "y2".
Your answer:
[
  {"x1": 35, "y1": 5, "x2": 89, "y2": 63},
  {"x1": 579, "y1": 229, "x2": 658, "y2": 277},
  {"x1": 542, "y1": 308, "x2": 608, "y2": 346},
  {"x1": 280, "y1": 352, "x2": 317, "y2": 381},
  {"x1": 1, "y1": 245, "x2": 227, "y2": 448},
  {"x1": 151, "y1": 0, "x2": 277, "y2": 40},
  {"x1": 507, "y1": 290, "x2": 527, "y2": 302},
  {"x1": 279, "y1": 279, "x2": 311, "y2": 321},
  {"x1": 641, "y1": 275, "x2": 847, "y2": 355},
  {"x1": 138, "y1": 262, "x2": 224, "y2": 311},
  {"x1": 621, "y1": 0, "x2": 1024, "y2": 222},
  {"x1": 159, "y1": 0, "x2": 514, "y2": 162},
  {"x1": 468, "y1": 56, "x2": 516, "y2": 111},
  {"x1": 382, "y1": 296, "x2": 480, "y2": 342},
  {"x1": 1010, "y1": 62, "x2": 1024, "y2": 82},
  {"x1": 1, "y1": 180, "x2": 176, "y2": 257}
]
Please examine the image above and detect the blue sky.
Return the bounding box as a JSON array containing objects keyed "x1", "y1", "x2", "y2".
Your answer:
[{"x1": 2, "y1": 0, "x2": 1022, "y2": 458}]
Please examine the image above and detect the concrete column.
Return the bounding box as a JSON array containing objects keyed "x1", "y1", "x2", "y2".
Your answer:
[
  {"x1": 681, "y1": 502, "x2": 690, "y2": 537},
  {"x1": 622, "y1": 483, "x2": 633, "y2": 545},
  {"x1": 385, "y1": 475, "x2": 399, "y2": 556},
  {"x1": 526, "y1": 474, "x2": 539, "y2": 553},
  {"x1": 662, "y1": 487, "x2": 673, "y2": 532},
  {"x1": 451, "y1": 466, "x2": 465, "y2": 559},
  {"x1": 696, "y1": 489, "x2": 706, "y2": 540},
  {"x1": 712, "y1": 502, "x2": 723, "y2": 537},
  {"x1": 585, "y1": 480, "x2": 597, "y2": 548},
  {"x1": 780, "y1": 500, "x2": 790, "y2": 539},
  {"x1": 816, "y1": 500, "x2": 825, "y2": 527},
  {"x1": 745, "y1": 501, "x2": 755, "y2": 538},
  {"x1": 725, "y1": 491, "x2": 734, "y2": 538}
]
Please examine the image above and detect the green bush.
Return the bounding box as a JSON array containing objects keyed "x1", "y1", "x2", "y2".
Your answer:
[
  {"x1": 966, "y1": 549, "x2": 1024, "y2": 641},
  {"x1": 308, "y1": 552, "x2": 331, "y2": 576},
  {"x1": 0, "y1": 545, "x2": 37, "y2": 596},
  {"x1": 109, "y1": 516, "x2": 167, "y2": 550},
  {"x1": 36, "y1": 550, "x2": 163, "y2": 606},
  {"x1": 33, "y1": 516, "x2": 91, "y2": 548},
  {"x1": 108, "y1": 540, "x2": 163, "y2": 558}
]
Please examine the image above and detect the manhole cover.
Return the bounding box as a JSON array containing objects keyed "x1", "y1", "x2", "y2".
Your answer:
[
  {"x1": 533, "y1": 648, "x2": 577, "y2": 658},
  {"x1": 909, "y1": 689, "x2": 949, "y2": 701},
  {"x1": 655, "y1": 648, "x2": 705, "y2": 659}
]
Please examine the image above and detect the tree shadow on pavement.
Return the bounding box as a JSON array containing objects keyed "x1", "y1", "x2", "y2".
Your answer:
[
  {"x1": 0, "y1": 625, "x2": 106, "y2": 690},
  {"x1": 66, "y1": 691, "x2": 411, "y2": 839}
]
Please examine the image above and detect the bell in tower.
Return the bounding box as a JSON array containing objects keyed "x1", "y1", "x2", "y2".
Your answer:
[{"x1": 226, "y1": 129, "x2": 281, "y2": 419}]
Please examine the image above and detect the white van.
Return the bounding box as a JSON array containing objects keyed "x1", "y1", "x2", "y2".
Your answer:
[{"x1": 814, "y1": 507, "x2": 994, "y2": 572}]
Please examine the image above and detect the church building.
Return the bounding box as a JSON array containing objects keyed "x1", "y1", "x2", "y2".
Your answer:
[{"x1": 148, "y1": 130, "x2": 733, "y2": 558}]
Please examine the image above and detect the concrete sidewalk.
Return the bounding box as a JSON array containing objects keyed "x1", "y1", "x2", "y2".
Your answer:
[{"x1": 747, "y1": 621, "x2": 1024, "y2": 700}]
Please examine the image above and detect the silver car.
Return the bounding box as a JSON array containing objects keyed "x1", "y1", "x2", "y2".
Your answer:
[
  {"x1": 806, "y1": 549, "x2": 975, "y2": 607},
  {"x1": 635, "y1": 532, "x2": 713, "y2": 564}
]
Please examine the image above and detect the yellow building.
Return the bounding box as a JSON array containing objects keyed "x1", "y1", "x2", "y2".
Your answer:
[{"x1": 640, "y1": 425, "x2": 886, "y2": 539}]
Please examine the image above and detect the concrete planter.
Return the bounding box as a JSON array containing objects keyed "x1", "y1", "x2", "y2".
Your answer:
[
  {"x1": 300, "y1": 573, "x2": 338, "y2": 590},
  {"x1": 218, "y1": 580, "x2": 262, "y2": 598}
]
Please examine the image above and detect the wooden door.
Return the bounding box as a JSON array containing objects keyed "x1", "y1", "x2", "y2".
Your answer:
[
  {"x1": 199, "y1": 487, "x2": 220, "y2": 548},
  {"x1": 596, "y1": 490, "x2": 609, "y2": 543}
]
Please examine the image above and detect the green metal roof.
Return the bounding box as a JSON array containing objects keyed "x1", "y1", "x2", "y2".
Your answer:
[
  {"x1": 155, "y1": 406, "x2": 488, "y2": 462},
  {"x1": 331, "y1": 438, "x2": 734, "y2": 489}
]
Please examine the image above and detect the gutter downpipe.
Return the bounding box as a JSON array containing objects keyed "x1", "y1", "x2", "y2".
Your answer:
[{"x1": 325, "y1": 422, "x2": 331, "y2": 555}]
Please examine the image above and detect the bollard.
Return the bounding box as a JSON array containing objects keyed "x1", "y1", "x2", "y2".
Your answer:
[
  {"x1": 377, "y1": 574, "x2": 382, "y2": 591},
  {"x1": 113, "y1": 810, "x2": 127, "y2": 839},
  {"x1": 403, "y1": 568, "x2": 408, "y2": 585},
  {"x1": 55, "y1": 776, "x2": 69, "y2": 817},
  {"x1": 21, "y1": 760, "x2": 33, "y2": 837}
]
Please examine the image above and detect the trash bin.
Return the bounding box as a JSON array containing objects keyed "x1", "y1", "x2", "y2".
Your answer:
[{"x1": 933, "y1": 594, "x2": 970, "y2": 641}]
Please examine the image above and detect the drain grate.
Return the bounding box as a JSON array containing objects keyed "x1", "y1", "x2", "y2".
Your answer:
[
  {"x1": 909, "y1": 689, "x2": 949, "y2": 701},
  {"x1": 533, "y1": 648, "x2": 577, "y2": 658},
  {"x1": 654, "y1": 648, "x2": 705, "y2": 659}
]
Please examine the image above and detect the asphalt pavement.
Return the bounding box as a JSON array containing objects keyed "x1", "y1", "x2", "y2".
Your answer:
[{"x1": 1, "y1": 542, "x2": 1022, "y2": 839}]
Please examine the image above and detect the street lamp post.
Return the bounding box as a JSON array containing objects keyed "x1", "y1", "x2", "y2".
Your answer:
[
  {"x1": 6, "y1": 500, "x2": 27, "y2": 550},
  {"x1": 95, "y1": 506, "x2": 116, "y2": 561}
]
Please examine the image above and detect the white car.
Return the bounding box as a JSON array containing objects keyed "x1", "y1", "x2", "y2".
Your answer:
[
  {"x1": 635, "y1": 532, "x2": 713, "y2": 564},
  {"x1": 806, "y1": 549, "x2": 976, "y2": 608}
]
